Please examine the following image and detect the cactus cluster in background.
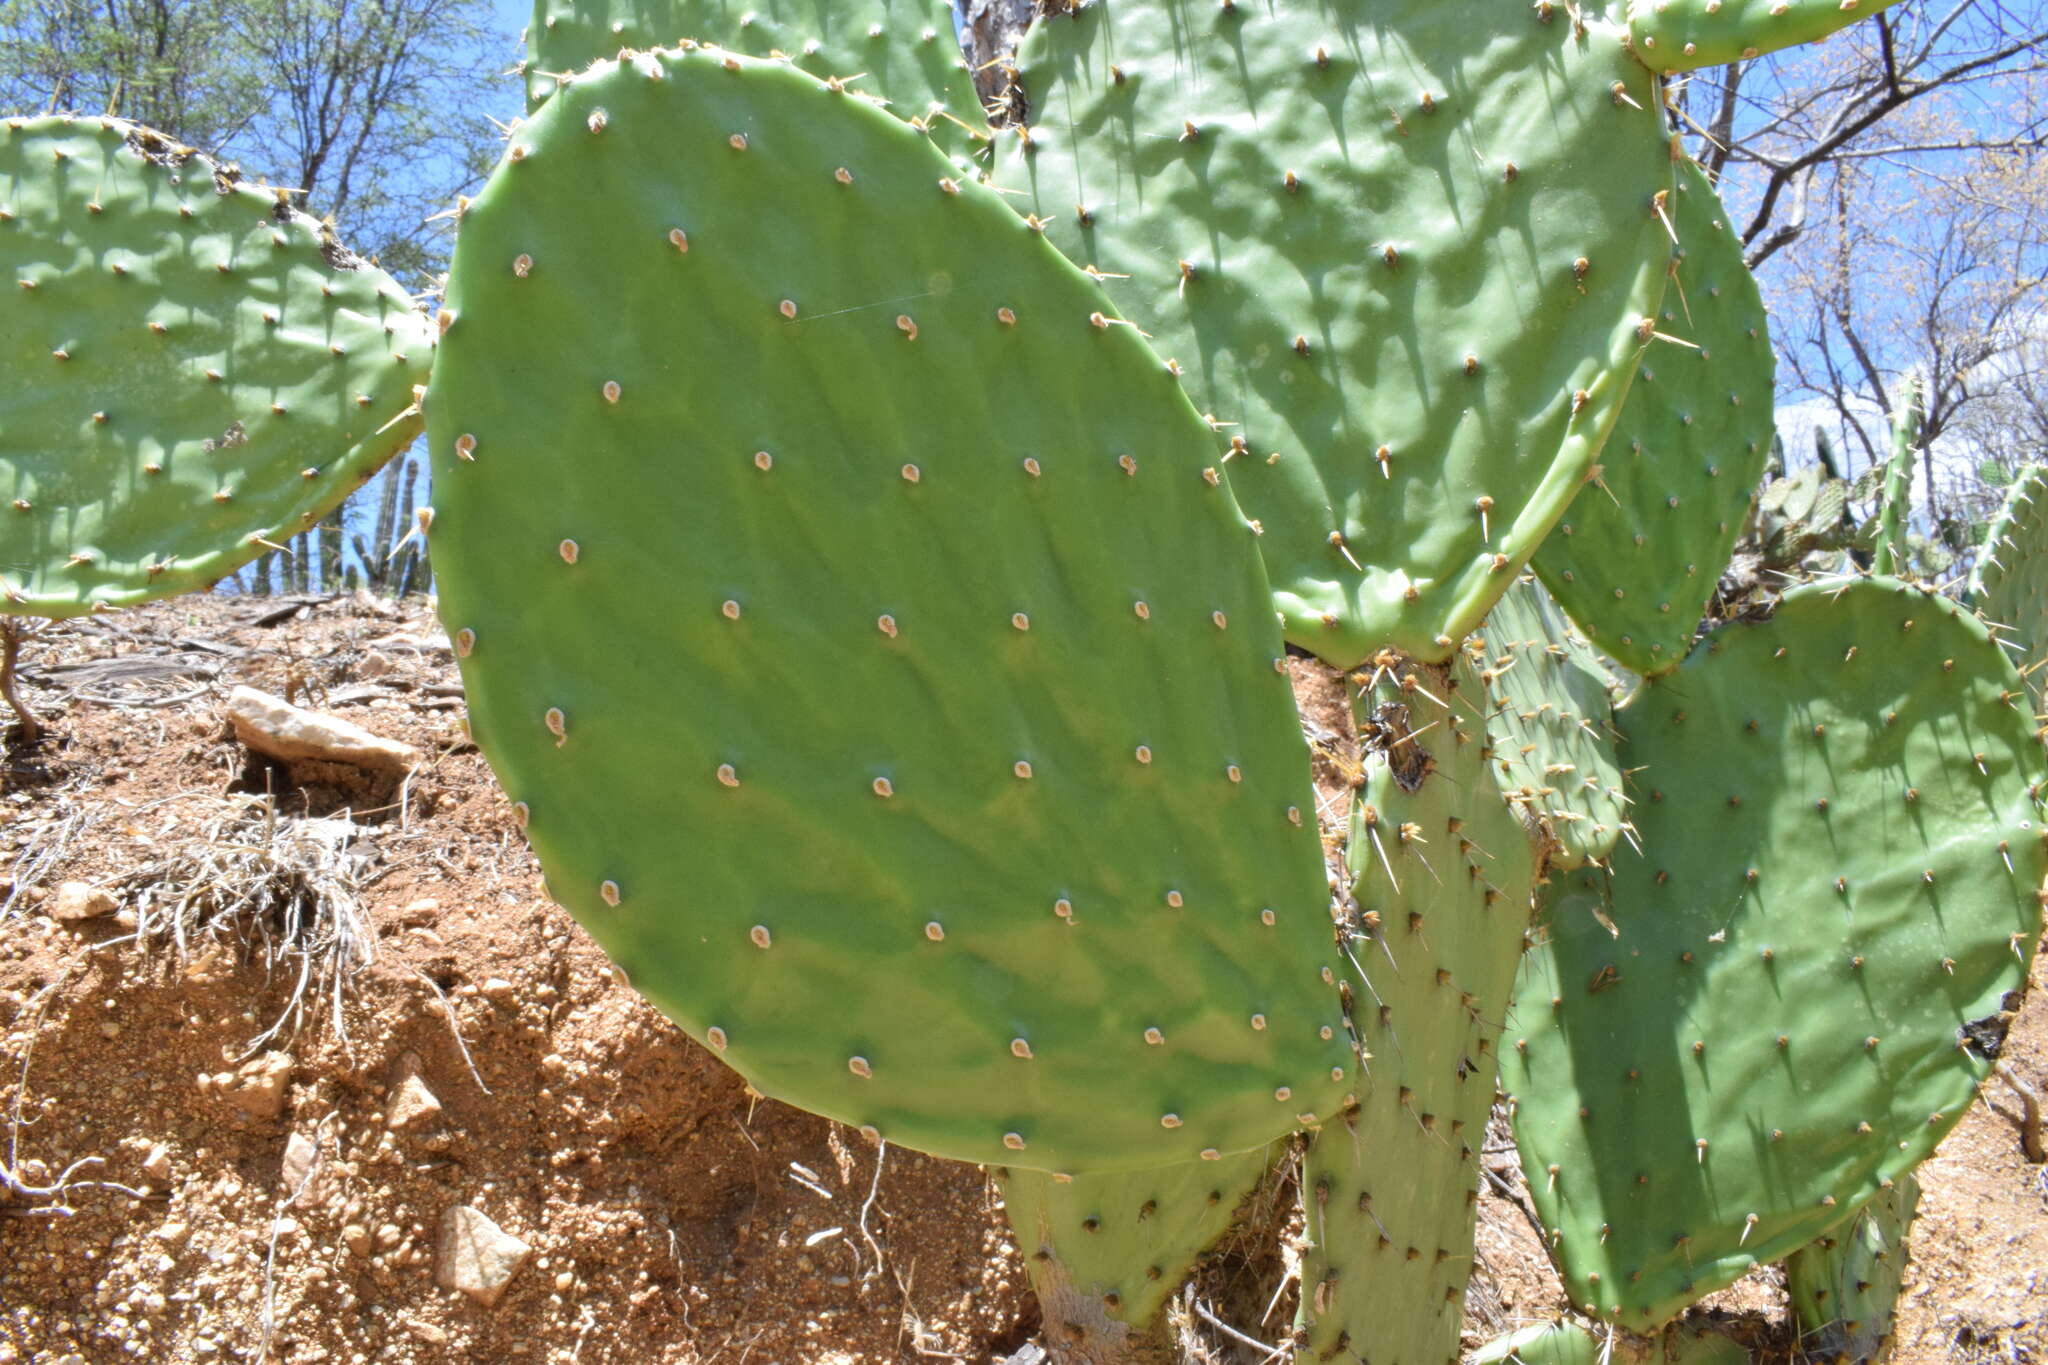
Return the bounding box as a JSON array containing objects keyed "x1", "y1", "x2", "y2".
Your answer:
[{"x1": 4, "y1": 0, "x2": 2044, "y2": 1361}]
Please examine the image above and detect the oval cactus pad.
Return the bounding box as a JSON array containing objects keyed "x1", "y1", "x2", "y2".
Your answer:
[
  {"x1": 1503, "y1": 578, "x2": 2044, "y2": 1325},
  {"x1": 427, "y1": 50, "x2": 1356, "y2": 1173},
  {"x1": 999, "y1": 1, "x2": 1677, "y2": 667},
  {"x1": 0, "y1": 117, "x2": 434, "y2": 617}
]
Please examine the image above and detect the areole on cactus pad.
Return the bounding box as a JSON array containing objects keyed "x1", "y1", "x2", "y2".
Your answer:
[
  {"x1": 0, "y1": 117, "x2": 434, "y2": 617},
  {"x1": 425, "y1": 48, "x2": 1357, "y2": 1174},
  {"x1": 1502, "y1": 577, "x2": 2044, "y2": 1326}
]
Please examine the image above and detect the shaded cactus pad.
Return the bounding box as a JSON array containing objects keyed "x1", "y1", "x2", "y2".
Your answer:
[
  {"x1": 1785, "y1": 1173, "x2": 1919, "y2": 1365},
  {"x1": 0, "y1": 117, "x2": 434, "y2": 617},
  {"x1": 1301, "y1": 653, "x2": 1537, "y2": 1365},
  {"x1": 1971, "y1": 462, "x2": 2048, "y2": 691},
  {"x1": 1474, "y1": 1320, "x2": 1748, "y2": 1365},
  {"x1": 1534, "y1": 157, "x2": 1773, "y2": 677},
  {"x1": 427, "y1": 49, "x2": 1356, "y2": 1173},
  {"x1": 1478, "y1": 577, "x2": 1631, "y2": 870},
  {"x1": 996, "y1": 1145, "x2": 1276, "y2": 1337},
  {"x1": 999, "y1": 0, "x2": 1675, "y2": 667},
  {"x1": 1503, "y1": 577, "x2": 2044, "y2": 1326}
]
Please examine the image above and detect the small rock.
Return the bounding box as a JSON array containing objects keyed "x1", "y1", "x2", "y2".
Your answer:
[
  {"x1": 279, "y1": 1130, "x2": 319, "y2": 1201},
  {"x1": 481, "y1": 978, "x2": 516, "y2": 1004},
  {"x1": 385, "y1": 1073, "x2": 442, "y2": 1132},
  {"x1": 343, "y1": 1224, "x2": 373, "y2": 1257},
  {"x1": 219, "y1": 1051, "x2": 293, "y2": 1120},
  {"x1": 52, "y1": 882, "x2": 118, "y2": 921},
  {"x1": 435, "y1": 1205, "x2": 532, "y2": 1308},
  {"x1": 139, "y1": 1143, "x2": 172, "y2": 1183},
  {"x1": 226, "y1": 686, "x2": 421, "y2": 772},
  {"x1": 155, "y1": 1221, "x2": 189, "y2": 1247},
  {"x1": 356, "y1": 650, "x2": 395, "y2": 679}
]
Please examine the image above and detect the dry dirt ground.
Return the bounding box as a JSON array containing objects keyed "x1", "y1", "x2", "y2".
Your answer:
[{"x1": 0, "y1": 595, "x2": 2040, "y2": 1364}]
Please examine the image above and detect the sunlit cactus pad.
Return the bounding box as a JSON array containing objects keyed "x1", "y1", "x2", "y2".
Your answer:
[
  {"x1": 0, "y1": 116, "x2": 433, "y2": 617},
  {"x1": 1479, "y1": 577, "x2": 1631, "y2": 870},
  {"x1": 1534, "y1": 158, "x2": 1773, "y2": 676},
  {"x1": 524, "y1": 0, "x2": 986, "y2": 163},
  {"x1": 1504, "y1": 577, "x2": 2044, "y2": 1326},
  {"x1": 1302, "y1": 652, "x2": 1537, "y2": 1365},
  {"x1": 999, "y1": 0, "x2": 1675, "y2": 666},
  {"x1": 1625, "y1": 0, "x2": 1908, "y2": 73},
  {"x1": 427, "y1": 49, "x2": 1357, "y2": 1174}
]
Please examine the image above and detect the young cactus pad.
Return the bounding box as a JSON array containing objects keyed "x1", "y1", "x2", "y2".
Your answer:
[
  {"x1": 1969, "y1": 462, "x2": 2048, "y2": 686},
  {"x1": 1477, "y1": 577, "x2": 1631, "y2": 870},
  {"x1": 1502, "y1": 578, "x2": 2044, "y2": 1326},
  {"x1": 426, "y1": 49, "x2": 1357, "y2": 1174},
  {"x1": 1300, "y1": 653, "x2": 1537, "y2": 1365},
  {"x1": 1785, "y1": 1172, "x2": 1920, "y2": 1365},
  {"x1": 1624, "y1": 0, "x2": 1908, "y2": 73},
  {"x1": 0, "y1": 117, "x2": 434, "y2": 616},
  {"x1": 995, "y1": 1144, "x2": 1277, "y2": 1339},
  {"x1": 524, "y1": 0, "x2": 986, "y2": 164},
  {"x1": 997, "y1": 0, "x2": 1675, "y2": 667},
  {"x1": 1532, "y1": 157, "x2": 1774, "y2": 676},
  {"x1": 1473, "y1": 1320, "x2": 1748, "y2": 1365}
]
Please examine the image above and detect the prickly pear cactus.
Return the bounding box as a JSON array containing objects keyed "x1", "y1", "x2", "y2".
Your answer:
[
  {"x1": 1624, "y1": 0, "x2": 1909, "y2": 72},
  {"x1": 1299, "y1": 652, "x2": 1537, "y2": 1365},
  {"x1": 426, "y1": 48, "x2": 1359, "y2": 1173},
  {"x1": 1533, "y1": 157, "x2": 1773, "y2": 676},
  {"x1": 1970, "y1": 463, "x2": 2048, "y2": 677},
  {"x1": 996, "y1": 1144, "x2": 1277, "y2": 1347},
  {"x1": 1502, "y1": 578, "x2": 2044, "y2": 1327},
  {"x1": 997, "y1": 1, "x2": 1676, "y2": 667},
  {"x1": 1478, "y1": 577, "x2": 1631, "y2": 869},
  {"x1": 0, "y1": 116, "x2": 434, "y2": 616},
  {"x1": 524, "y1": 0, "x2": 987, "y2": 163},
  {"x1": 1785, "y1": 1172, "x2": 1920, "y2": 1365}
]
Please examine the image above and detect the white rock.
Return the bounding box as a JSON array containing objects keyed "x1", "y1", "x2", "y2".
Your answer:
[
  {"x1": 385, "y1": 1073, "x2": 442, "y2": 1132},
  {"x1": 139, "y1": 1143, "x2": 172, "y2": 1183},
  {"x1": 219, "y1": 1051, "x2": 293, "y2": 1120},
  {"x1": 435, "y1": 1206, "x2": 531, "y2": 1308},
  {"x1": 52, "y1": 881, "x2": 118, "y2": 921},
  {"x1": 226, "y1": 686, "x2": 421, "y2": 772}
]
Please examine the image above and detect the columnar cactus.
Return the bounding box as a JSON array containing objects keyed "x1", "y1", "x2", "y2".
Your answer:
[{"x1": 1, "y1": 0, "x2": 2030, "y2": 1357}]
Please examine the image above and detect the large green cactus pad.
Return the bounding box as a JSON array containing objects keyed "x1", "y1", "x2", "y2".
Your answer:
[
  {"x1": 1479, "y1": 577, "x2": 1631, "y2": 870},
  {"x1": 427, "y1": 50, "x2": 1357, "y2": 1173},
  {"x1": 1300, "y1": 654, "x2": 1537, "y2": 1365},
  {"x1": 1971, "y1": 463, "x2": 2048, "y2": 689},
  {"x1": 996, "y1": 1145, "x2": 1276, "y2": 1338},
  {"x1": 524, "y1": 0, "x2": 986, "y2": 164},
  {"x1": 998, "y1": 1, "x2": 1675, "y2": 667},
  {"x1": 0, "y1": 117, "x2": 433, "y2": 617},
  {"x1": 1503, "y1": 577, "x2": 2043, "y2": 1326},
  {"x1": 1533, "y1": 158, "x2": 1772, "y2": 676},
  {"x1": 1625, "y1": 0, "x2": 1908, "y2": 74},
  {"x1": 1785, "y1": 1172, "x2": 1919, "y2": 1365}
]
